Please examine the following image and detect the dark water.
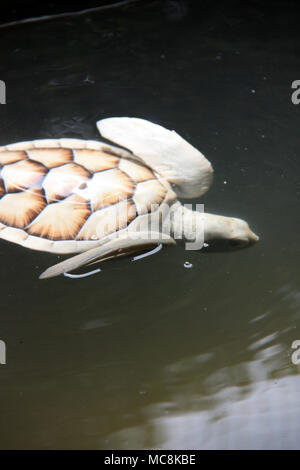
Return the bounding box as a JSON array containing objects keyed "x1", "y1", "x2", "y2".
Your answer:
[{"x1": 0, "y1": 0, "x2": 299, "y2": 449}]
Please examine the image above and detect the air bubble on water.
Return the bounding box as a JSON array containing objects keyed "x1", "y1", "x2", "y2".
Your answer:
[
  {"x1": 203, "y1": 242, "x2": 209, "y2": 248},
  {"x1": 223, "y1": 180, "x2": 228, "y2": 184},
  {"x1": 83, "y1": 76, "x2": 95, "y2": 84},
  {"x1": 184, "y1": 261, "x2": 193, "y2": 269}
]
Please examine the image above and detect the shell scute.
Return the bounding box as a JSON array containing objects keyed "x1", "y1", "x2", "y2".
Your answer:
[
  {"x1": 27, "y1": 194, "x2": 90, "y2": 241},
  {"x1": 0, "y1": 226, "x2": 28, "y2": 243},
  {"x1": 59, "y1": 138, "x2": 86, "y2": 149},
  {"x1": 1, "y1": 159, "x2": 47, "y2": 192},
  {"x1": 33, "y1": 139, "x2": 61, "y2": 148},
  {"x1": 119, "y1": 158, "x2": 155, "y2": 183},
  {"x1": 27, "y1": 148, "x2": 73, "y2": 168},
  {"x1": 73, "y1": 149, "x2": 119, "y2": 172},
  {"x1": 5, "y1": 142, "x2": 33, "y2": 151},
  {"x1": 0, "y1": 150, "x2": 27, "y2": 166},
  {"x1": 0, "y1": 189, "x2": 46, "y2": 228},
  {"x1": 42, "y1": 162, "x2": 91, "y2": 203},
  {"x1": 133, "y1": 180, "x2": 167, "y2": 215},
  {"x1": 77, "y1": 199, "x2": 136, "y2": 240},
  {"x1": 78, "y1": 168, "x2": 134, "y2": 211}
]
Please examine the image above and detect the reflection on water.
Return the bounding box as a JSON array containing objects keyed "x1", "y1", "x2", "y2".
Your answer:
[
  {"x1": 106, "y1": 376, "x2": 300, "y2": 450},
  {"x1": 0, "y1": 0, "x2": 299, "y2": 449}
]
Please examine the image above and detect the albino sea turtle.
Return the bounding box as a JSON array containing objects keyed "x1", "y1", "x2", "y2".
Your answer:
[{"x1": 0, "y1": 117, "x2": 259, "y2": 279}]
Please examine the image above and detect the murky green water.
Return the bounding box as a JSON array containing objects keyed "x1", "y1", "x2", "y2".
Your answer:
[{"x1": 0, "y1": 0, "x2": 299, "y2": 449}]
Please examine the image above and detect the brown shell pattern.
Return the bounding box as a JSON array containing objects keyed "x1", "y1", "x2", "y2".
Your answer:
[{"x1": 0, "y1": 140, "x2": 168, "y2": 246}]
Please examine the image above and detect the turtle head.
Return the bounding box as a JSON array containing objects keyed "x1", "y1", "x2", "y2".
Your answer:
[
  {"x1": 202, "y1": 213, "x2": 259, "y2": 252},
  {"x1": 170, "y1": 204, "x2": 259, "y2": 251}
]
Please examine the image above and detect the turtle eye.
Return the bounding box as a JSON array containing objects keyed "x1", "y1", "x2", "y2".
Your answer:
[{"x1": 229, "y1": 239, "x2": 243, "y2": 248}]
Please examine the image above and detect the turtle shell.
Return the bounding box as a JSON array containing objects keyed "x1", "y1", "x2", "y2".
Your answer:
[{"x1": 0, "y1": 139, "x2": 175, "y2": 254}]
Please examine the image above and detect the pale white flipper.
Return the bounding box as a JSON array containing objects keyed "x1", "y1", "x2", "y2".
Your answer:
[
  {"x1": 39, "y1": 231, "x2": 175, "y2": 279},
  {"x1": 97, "y1": 117, "x2": 213, "y2": 198}
]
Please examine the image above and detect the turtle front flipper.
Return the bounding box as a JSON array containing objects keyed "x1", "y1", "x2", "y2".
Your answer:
[
  {"x1": 97, "y1": 117, "x2": 213, "y2": 199},
  {"x1": 39, "y1": 231, "x2": 175, "y2": 279}
]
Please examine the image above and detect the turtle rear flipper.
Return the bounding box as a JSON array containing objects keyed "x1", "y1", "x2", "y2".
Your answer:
[{"x1": 39, "y1": 231, "x2": 175, "y2": 279}]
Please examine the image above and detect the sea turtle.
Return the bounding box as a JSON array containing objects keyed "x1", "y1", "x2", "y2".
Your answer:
[{"x1": 0, "y1": 117, "x2": 259, "y2": 279}]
